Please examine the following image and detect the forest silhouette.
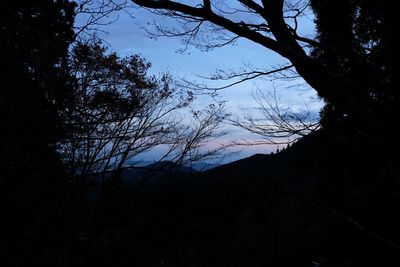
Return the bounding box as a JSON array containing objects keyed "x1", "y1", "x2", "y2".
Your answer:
[{"x1": 1, "y1": 1, "x2": 398, "y2": 266}]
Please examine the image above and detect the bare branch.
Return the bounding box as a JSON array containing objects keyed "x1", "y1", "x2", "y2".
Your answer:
[
  {"x1": 179, "y1": 64, "x2": 294, "y2": 95},
  {"x1": 131, "y1": 0, "x2": 388, "y2": 133},
  {"x1": 229, "y1": 87, "x2": 320, "y2": 144}
]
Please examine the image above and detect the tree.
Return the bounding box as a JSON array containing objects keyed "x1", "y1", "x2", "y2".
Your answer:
[
  {"x1": 60, "y1": 39, "x2": 226, "y2": 186},
  {"x1": 130, "y1": 0, "x2": 395, "y2": 141},
  {"x1": 1, "y1": 2, "x2": 226, "y2": 263},
  {"x1": 0, "y1": 0, "x2": 75, "y2": 180},
  {"x1": 0, "y1": 0, "x2": 76, "y2": 264}
]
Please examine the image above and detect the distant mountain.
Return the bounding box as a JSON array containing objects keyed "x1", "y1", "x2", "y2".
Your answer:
[
  {"x1": 191, "y1": 162, "x2": 220, "y2": 171},
  {"x1": 145, "y1": 160, "x2": 197, "y2": 173},
  {"x1": 124, "y1": 159, "x2": 220, "y2": 172},
  {"x1": 88, "y1": 160, "x2": 201, "y2": 202}
]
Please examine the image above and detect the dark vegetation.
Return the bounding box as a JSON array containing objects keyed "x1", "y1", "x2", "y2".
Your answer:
[
  {"x1": 85, "y1": 131, "x2": 400, "y2": 267},
  {"x1": 1, "y1": 1, "x2": 399, "y2": 266}
]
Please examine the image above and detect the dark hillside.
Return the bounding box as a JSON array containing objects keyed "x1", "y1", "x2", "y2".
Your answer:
[{"x1": 85, "y1": 131, "x2": 400, "y2": 267}]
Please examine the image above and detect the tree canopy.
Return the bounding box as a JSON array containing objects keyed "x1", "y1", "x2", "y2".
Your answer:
[
  {"x1": 60, "y1": 39, "x2": 225, "y2": 181},
  {"x1": 131, "y1": 0, "x2": 395, "y2": 140},
  {"x1": 1, "y1": 2, "x2": 225, "y2": 264},
  {"x1": 1, "y1": 1, "x2": 76, "y2": 263}
]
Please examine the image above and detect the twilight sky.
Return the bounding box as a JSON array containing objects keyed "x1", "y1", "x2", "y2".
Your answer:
[{"x1": 75, "y1": 1, "x2": 322, "y2": 163}]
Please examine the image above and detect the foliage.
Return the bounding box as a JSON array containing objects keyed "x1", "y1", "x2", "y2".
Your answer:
[
  {"x1": 131, "y1": 0, "x2": 395, "y2": 142},
  {"x1": 310, "y1": 0, "x2": 394, "y2": 130},
  {"x1": 59, "y1": 39, "x2": 225, "y2": 184},
  {"x1": 0, "y1": 1, "x2": 76, "y2": 264},
  {"x1": 0, "y1": 0, "x2": 75, "y2": 178},
  {"x1": 1, "y1": 2, "x2": 225, "y2": 264}
]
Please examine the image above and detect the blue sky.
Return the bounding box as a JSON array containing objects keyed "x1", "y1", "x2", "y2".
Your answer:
[{"x1": 75, "y1": 1, "x2": 322, "y2": 162}]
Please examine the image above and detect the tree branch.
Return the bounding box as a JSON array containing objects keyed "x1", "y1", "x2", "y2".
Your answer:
[{"x1": 131, "y1": 0, "x2": 387, "y2": 133}]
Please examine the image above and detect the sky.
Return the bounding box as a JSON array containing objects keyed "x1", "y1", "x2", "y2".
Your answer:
[{"x1": 75, "y1": 1, "x2": 322, "y2": 163}]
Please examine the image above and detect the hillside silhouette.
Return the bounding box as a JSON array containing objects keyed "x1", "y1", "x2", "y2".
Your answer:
[{"x1": 80, "y1": 130, "x2": 400, "y2": 267}]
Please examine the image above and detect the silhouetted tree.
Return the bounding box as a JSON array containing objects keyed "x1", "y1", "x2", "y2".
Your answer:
[
  {"x1": 0, "y1": 0, "x2": 76, "y2": 264},
  {"x1": 310, "y1": 0, "x2": 394, "y2": 131},
  {"x1": 61, "y1": 40, "x2": 167, "y2": 179},
  {"x1": 60, "y1": 39, "x2": 225, "y2": 185},
  {"x1": 0, "y1": 2, "x2": 225, "y2": 264},
  {"x1": 130, "y1": 0, "x2": 395, "y2": 142}
]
